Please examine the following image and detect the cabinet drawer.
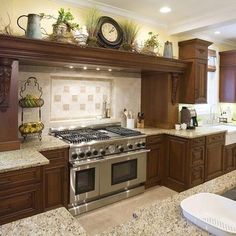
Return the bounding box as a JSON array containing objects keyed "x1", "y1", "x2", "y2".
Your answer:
[
  {"x1": 206, "y1": 133, "x2": 225, "y2": 144},
  {"x1": 146, "y1": 135, "x2": 162, "y2": 146},
  {"x1": 189, "y1": 165, "x2": 204, "y2": 187},
  {"x1": 0, "y1": 184, "x2": 42, "y2": 225},
  {"x1": 0, "y1": 167, "x2": 41, "y2": 190},
  {"x1": 190, "y1": 146, "x2": 205, "y2": 166},
  {"x1": 40, "y1": 148, "x2": 68, "y2": 167},
  {"x1": 191, "y1": 137, "x2": 205, "y2": 147}
]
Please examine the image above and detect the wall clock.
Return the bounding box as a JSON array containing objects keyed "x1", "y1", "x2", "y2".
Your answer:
[{"x1": 96, "y1": 16, "x2": 123, "y2": 49}]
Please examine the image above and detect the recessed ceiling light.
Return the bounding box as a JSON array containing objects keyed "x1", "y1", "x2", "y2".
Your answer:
[
  {"x1": 69, "y1": 65, "x2": 74, "y2": 69},
  {"x1": 83, "y1": 66, "x2": 87, "y2": 70},
  {"x1": 214, "y1": 31, "x2": 221, "y2": 35},
  {"x1": 160, "y1": 6, "x2": 171, "y2": 13},
  {"x1": 96, "y1": 67, "x2": 100, "y2": 71},
  {"x1": 108, "y1": 68, "x2": 112, "y2": 72}
]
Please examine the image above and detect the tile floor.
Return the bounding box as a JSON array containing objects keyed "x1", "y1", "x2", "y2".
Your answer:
[{"x1": 76, "y1": 186, "x2": 177, "y2": 236}]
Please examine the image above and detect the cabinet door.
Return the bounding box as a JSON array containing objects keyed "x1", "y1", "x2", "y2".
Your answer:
[
  {"x1": 44, "y1": 165, "x2": 68, "y2": 211},
  {"x1": 0, "y1": 184, "x2": 42, "y2": 225},
  {"x1": 194, "y1": 59, "x2": 208, "y2": 103},
  {"x1": 145, "y1": 141, "x2": 163, "y2": 189},
  {"x1": 205, "y1": 142, "x2": 224, "y2": 181},
  {"x1": 165, "y1": 136, "x2": 188, "y2": 192},
  {"x1": 224, "y1": 145, "x2": 236, "y2": 173},
  {"x1": 219, "y1": 66, "x2": 236, "y2": 102}
]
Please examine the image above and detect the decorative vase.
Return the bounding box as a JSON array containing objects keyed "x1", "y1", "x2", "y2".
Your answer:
[
  {"x1": 163, "y1": 41, "x2": 173, "y2": 58},
  {"x1": 73, "y1": 26, "x2": 88, "y2": 46}
]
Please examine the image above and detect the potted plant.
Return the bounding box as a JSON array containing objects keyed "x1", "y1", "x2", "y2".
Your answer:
[
  {"x1": 142, "y1": 32, "x2": 160, "y2": 55},
  {"x1": 120, "y1": 20, "x2": 140, "y2": 52},
  {"x1": 85, "y1": 8, "x2": 101, "y2": 47},
  {"x1": 52, "y1": 8, "x2": 79, "y2": 43}
]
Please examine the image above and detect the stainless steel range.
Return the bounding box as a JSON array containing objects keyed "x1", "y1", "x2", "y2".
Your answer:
[{"x1": 51, "y1": 122, "x2": 148, "y2": 216}]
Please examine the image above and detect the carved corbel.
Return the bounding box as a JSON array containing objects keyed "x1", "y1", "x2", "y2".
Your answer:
[
  {"x1": 171, "y1": 73, "x2": 180, "y2": 105},
  {"x1": 0, "y1": 60, "x2": 13, "y2": 112}
]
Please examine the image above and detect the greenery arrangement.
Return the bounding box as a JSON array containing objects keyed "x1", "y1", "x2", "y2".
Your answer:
[
  {"x1": 53, "y1": 8, "x2": 79, "y2": 32},
  {"x1": 120, "y1": 20, "x2": 140, "y2": 51},
  {"x1": 85, "y1": 8, "x2": 101, "y2": 46},
  {"x1": 0, "y1": 13, "x2": 13, "y2": 35},
  {"x1": 144, "y1": 32, "x2": 160, "y2": 50}
]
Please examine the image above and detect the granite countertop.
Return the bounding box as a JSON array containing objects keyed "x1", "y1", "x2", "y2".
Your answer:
[
  {"x1": 136, "y1": 126, "x2": 227, "y2": 139},
  {"x1": 98, "y1": 170, "x2": 236, "y2": 236},
  {"x1": 0, "y1": 207, "x2": 86, "y2": 236},
  {"x1": 0, "y1": 135, "x2": 69, "y2": 173}
]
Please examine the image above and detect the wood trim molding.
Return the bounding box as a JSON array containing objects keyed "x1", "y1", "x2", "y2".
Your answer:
[{"x1": 0, "y1": 59, "x2": 13, "y2": 112}]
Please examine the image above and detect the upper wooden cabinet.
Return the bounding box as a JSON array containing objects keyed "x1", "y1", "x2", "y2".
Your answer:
[
  {"x1": 219, "y1": 50, "x2": 236, "y2": 102},
  {"x1": 178, "y1": 39, "x2": 212, "y2": 104}
]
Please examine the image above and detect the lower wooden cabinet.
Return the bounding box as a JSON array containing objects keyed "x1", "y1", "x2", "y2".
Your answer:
[
  {"x1": 0, "y1": 167, "x2": 43, "y2": 225},
  {"x1": 40, "y1": 148, "x2": 69, "y2": 211},
  {"x1": 224, "y1": 144, "x2": 236, "y2": 173},
  {"x1": 145, "y1": 135, "x2": 163, "y2": 188},
  {"x1": 205, "y1": 134, "x2": 224, "y2": 181}
]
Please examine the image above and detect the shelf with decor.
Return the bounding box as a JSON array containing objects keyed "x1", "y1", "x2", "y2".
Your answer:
[{"x1": 19, "y1": 76, "x2": 44, "y2": 141}]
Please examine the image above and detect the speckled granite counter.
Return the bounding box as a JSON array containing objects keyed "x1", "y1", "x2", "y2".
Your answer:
[
  {"x1": 0, "y1": 135, "x2": 69, "y2": 173},
  {"x1": 135, "y1": 126, "x2": 227, "y2": 139},
  {"x1": 0, "y1": 149, "x2": 49, "y2": 173},
  {"x1": 98, "y1": 170, "x2": 236, "y2": 236},
  {"x1": 0, "y1": 207, "x2": 86, "y2": 236}
]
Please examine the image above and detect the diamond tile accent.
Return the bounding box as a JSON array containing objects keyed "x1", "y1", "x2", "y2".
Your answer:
[
  {"x1": 88, "y1": 95, "x2": 94, "y2": 102},
  {"x1": 54, "y1": 95, "x2": 61, "y2": 102},
  {"x1": 64, "y1": 86, "x2": 70, "y2": 93},
  {"x1": 72, "y1": 95, "x2": 78, "y2": 102},
  {"x1": 80, "y1": 104, "x2": 86, "y2": 110},
  {"x1": 63, "y1": 104, "x2": 69, "y2": 111}
]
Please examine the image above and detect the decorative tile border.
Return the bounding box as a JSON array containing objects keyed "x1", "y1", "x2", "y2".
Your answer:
[{"x1": 50, "y1": 76, "x2": 112, "y2": 121}]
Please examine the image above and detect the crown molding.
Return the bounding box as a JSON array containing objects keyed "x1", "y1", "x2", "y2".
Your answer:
[{"x1": 51, "y1": 0, "x2": 167, "y2": 28}]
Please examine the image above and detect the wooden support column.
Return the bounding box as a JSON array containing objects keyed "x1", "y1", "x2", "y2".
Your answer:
[
  {"x1": 0, "y1": 59, "x2": 20, "y2": 151},
  {"x1": 141, "y1": 72, "x2": 180, "y2": 129}
]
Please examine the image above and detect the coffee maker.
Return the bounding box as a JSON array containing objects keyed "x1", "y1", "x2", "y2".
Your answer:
[{"x1": 180, "y1": 107, "x2": 198, "y2": 129}]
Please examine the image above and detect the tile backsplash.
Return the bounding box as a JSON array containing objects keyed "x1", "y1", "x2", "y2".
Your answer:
[{"x1": 18, "y1": 67, "x2": 141, "y2": 135}]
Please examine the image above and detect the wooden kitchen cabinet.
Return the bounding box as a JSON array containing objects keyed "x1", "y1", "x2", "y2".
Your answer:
[
  {"x1": 178, "y1": 38, "x2": 212, "y2": 104},
  {"x1": 40, "y1": 148, "x2": 69, "y2": 211},
  {"x1": 224, "y1": 144, "x2": 236, "y2": 173},
  {"x1": 145, "y1": 135, "x2": 163, "y2": 188},
  {"x1": 164, "y1": 136, "x2": 206, "y2": 192},
  {"x1": 0, "y1": 167, "x2": 43, "y2": 225},
  {"x1": 205, "y1": 133, "x2": 225, "y2": 181},
  {"x1": 219, "y1": 51, "x2": 236, "y2": 102}
]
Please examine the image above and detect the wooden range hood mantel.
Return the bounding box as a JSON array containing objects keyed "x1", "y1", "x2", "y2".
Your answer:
[{"x1": 0, "y1": 35, "x2": 189, "y2": 72}]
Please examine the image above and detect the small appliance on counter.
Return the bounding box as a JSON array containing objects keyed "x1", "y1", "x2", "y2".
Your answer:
[
  {"x1": 180, "y1": 107, "x2": 198, "y2": 129},
  {"x1": 137, "y1": 112, "x2": 145, "y2": 128}
]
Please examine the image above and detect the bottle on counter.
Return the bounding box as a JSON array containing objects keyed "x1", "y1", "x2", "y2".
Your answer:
[{"x1": 137, "y1": 112, "x2": 144, "y2": 128}]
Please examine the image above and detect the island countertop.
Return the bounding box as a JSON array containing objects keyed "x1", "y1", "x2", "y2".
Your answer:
[
  {"x1": 98, "y1": 170, "x2": 236, "y2": 236},
  {"x1": 0, "y1": 207, "x2": 86, "y2": 236}
]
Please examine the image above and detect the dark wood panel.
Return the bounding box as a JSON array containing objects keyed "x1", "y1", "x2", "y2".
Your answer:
[
  {"x1": 141, "y1": 72, "x2": 179, "y2": 129},
  {"x1": 165, "y1": 136, "x2": 188, "y2": 192},
  {"x1": 206, "y1": 133, "x2": 225, "y2": 145},
  {"x1": 190, "y1": 146, "x2": 205, "y2": 166},
  {"x1": 145, "y1": 135, "x2": 163, "y2": 188},
  {"x1": 205, "y1": 142, "x2": 224, "y2": 181},
  {"x1": 0, "y1": 167, "x2": 42, "y2": 190},
  {"x1": 0, "y1": 60, "x2": 20, "y2": 151},
  {"x1": 189, "y1": 165, "x2": 204, "y2": 187},
  {"x1": 224, "y1": 144, "x2": 236, "y2": 173},
  {"x1": 0, "y1": 184, "x2": 42, "y2": 225}
]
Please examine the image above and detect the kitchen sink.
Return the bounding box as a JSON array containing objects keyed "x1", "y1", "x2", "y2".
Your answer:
[{"x1": 221, "y1": 188, "x2": 236, "y2": 201}]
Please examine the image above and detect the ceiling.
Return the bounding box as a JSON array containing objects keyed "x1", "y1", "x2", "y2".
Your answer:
[{"x1": 62, "y1": 0, "x2": 236, "y2": 46}]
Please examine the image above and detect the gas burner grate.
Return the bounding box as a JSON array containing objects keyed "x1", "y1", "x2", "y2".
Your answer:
[
  {"x1": 55, "y1": 128, "x2": 110, "y2": 144},
  {"x1": 105, "y1": 126, "x2": 142, "y2": 137}
]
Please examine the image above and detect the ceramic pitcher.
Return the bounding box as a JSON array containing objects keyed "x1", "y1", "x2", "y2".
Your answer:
[
  {"x1": 163, "y1": 41, "x2": 173, "y2": 58},
  {"x1": 17, "y1": 14, "x2": 42, "y2": 39}
]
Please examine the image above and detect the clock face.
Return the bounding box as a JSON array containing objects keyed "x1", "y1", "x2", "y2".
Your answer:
[{"x1": 101, "y1": 23, "x2": 118, "y2": 43}]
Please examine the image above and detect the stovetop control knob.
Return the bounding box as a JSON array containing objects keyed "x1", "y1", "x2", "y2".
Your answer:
[
  {"x1": 86, "y1": 151, "x2": 92, "y2": 157},
  {"x1": 141, "y1": 142, "x2": 146, "y2": 147},
  {"x1": 100, "y1": 149, "x2": 106, "y2": 156},
  {"x1": 78, "y1": 152, "x2": 85, "y2": 158},
  {"x1": 118, "y1": 146, "x2": 124, "y2": 152},
  {"x1": 127, "y1": 144, "x2": 133, "y2": 149},
  {"x1": 72, "y1": 153, "x2": 78, "y2": 160},
  {"x1": 136, "y1": 142, "x2": 141, "y2": 148},
  {"x1": 93, "y1": 149, "x2": 98, "y2": 155}
]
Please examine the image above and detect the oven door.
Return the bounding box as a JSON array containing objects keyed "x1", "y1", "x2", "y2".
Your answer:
[
  {"x1": 70, "y1": 161, "x2": 100, "y2": 205},
  {"x1": 99, "y1": 150, "x2": 148, "y2": 195}
]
